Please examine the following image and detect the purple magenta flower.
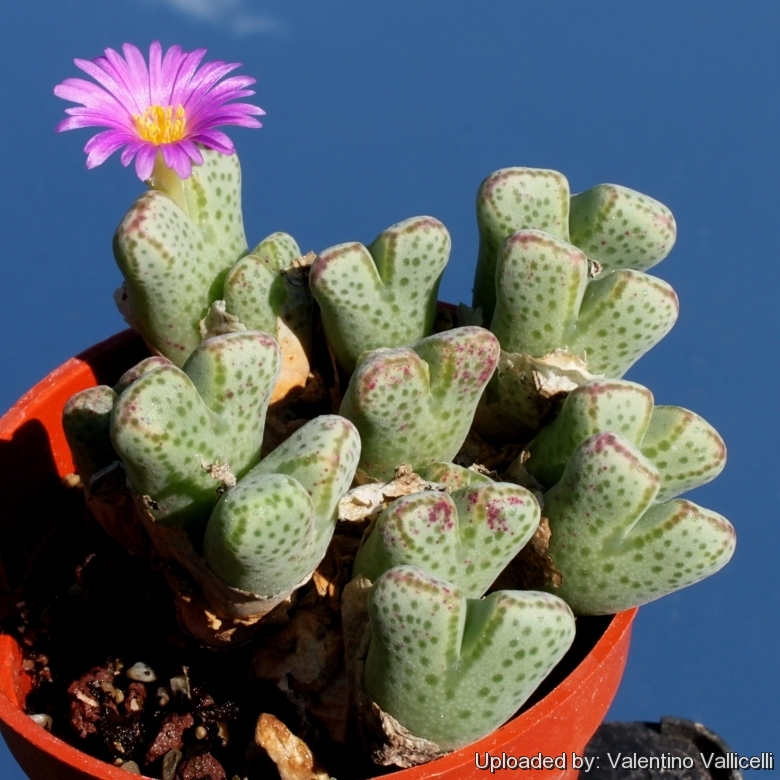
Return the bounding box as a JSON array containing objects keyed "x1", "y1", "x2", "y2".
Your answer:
[{"x1": 55, "y1": 41, "x2": 264, "y2": 181}]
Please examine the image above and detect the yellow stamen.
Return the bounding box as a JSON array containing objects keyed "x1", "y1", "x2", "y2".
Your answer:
[{"x1": 133, "y1": 104, "x2": 187, "y2": 145}]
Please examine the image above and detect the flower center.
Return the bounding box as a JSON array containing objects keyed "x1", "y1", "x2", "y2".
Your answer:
[{"x1": 133, "y1": 104, "x2": 187, "y2": 145}]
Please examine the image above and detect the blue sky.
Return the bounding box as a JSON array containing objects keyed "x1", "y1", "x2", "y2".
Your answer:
[{"x1": 0, "y1": 1, "x2": 778, "y2": 776}]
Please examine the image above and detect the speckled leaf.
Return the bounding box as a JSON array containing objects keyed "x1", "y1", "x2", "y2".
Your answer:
[
  {"x1": 353, "y1": 483, "x2": 540, "y2": 597},
  {"x1": 363, "y1": 566, "x2": 575, "y2": 750},
  {"x1": 417, "y1": 462, "x2": 493, "y2": 490},
  {"x1": 248, "y1": 415, "x2": 361, "y2": 537},
  {"x1": 543, "y1": 433, "x2": 736, "y2": 614},
  {"x1": 473, "y1": 168, "x2": 570, "y2": 324},
  {"x1": 526, "y1": 379, "x2": 654, "y2": 487},
  {"x1": 203, "y1": 415, "x2": 359, "y2": 597},
  {"x1": 63, "y1": 385, "x2": 119, "y2": 483},
  {"x1": 490, "y1": 230, "x2": 588, "y2": 356},
  {"x1": 224, "y1": 231, "x2": 311, "y2": 338},
  {"x1": 640, "y1": 406, "x2": 727, "y2": 502},
  {"x1": 114, "y1": 149, "x2": 248, "y2": 366},
  {"x1": 114, "y1": 357, "x2": 172, "y2": 394},
  {"x1": 203, "y1": 472, "x2": 319, "y2": 597},
  {"x1": 310, "y1": 216, "x2": 451, "y2": 372},
  {"x1": 568, "y1": 269, "x2": 679, "y2": 377},
  {"x1": 111, "y1": 331, "x2": 280, "y2": 527},
  {"x1": 569, "y1": 184, "x2": 676, "y2": 275},
  {"x1": 339, "y1": 327, "x2": 500, "y2": 480}
]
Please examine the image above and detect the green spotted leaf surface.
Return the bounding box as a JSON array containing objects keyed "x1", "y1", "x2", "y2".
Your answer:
[
  {"x1": 111, "y1": 331, "x2": 280, "y2": 527},
  {"x1": 526, "y1": 379, "x2": 726, "y2": 499},
  {"x1": 248, "y1": 415, "x2": 361, "y2": 538},
  {"x1": 568, "y1": 269, "x2": 679, "y2": 376},
  {"x1": 569, "y1": 184, "x2": 676, "y2": 275},
  {"x1": 114, "y1": 357, "x2": 172, "y2": 394},
  {"x1": 310, "y1": 216, "x2": 451, "y2": 372},
  {"x1": 339, "y1": 327, "x2": 500, "y2": 480},
  {"x1": 203, "y1": 473, "x2": 318, "y2": 596},
  {"x1": 640, "y1": 406, "x2": 726, "y2": 502},
  {"x1": 526, "y1": 379, "x2": 654, "y2": 487},
  {"x1": 224, "y1": 231, "x2": 312, "y2": 343},
  {"x1": 490, "y1": 230, "x2": 588, "y2": 356},
  {"x1": 113, "y1": 149, "x2": 248, "y2": 366},
  {"x1": 417, "y1": 462, "x2": 493, "y2": 490},
  {"x1": 63, "y1": 385, "x2": 119, "y2": 483},
  {"x1": 353, "y1": 483, "x2": 540, "y2": 597},
  {"x1": 363, "y1": 566, "x2": 575, "y2": 750},
  {"x1": 204, "y1": 415, "x2": 360, "y2": 596},
  {"x1": 542, "y1": 433, "x2": 736, "y2": 614},
  {"x1": 473, "y1": 168, "x2": 570, "y2": 324}
]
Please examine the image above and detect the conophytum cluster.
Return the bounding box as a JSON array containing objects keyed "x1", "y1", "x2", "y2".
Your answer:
[{"x1": 61, "y1": 148, "x2": 735, "y2": 760}]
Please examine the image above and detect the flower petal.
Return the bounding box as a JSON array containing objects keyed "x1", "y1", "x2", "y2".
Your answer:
[
  {"x1": 71, "y1": 60, "x2": 137, "y2": 118},
  {"x1": 177, "y1": 139, "x2": 204, "y2": 166},
  {"x1": 120, "y1": 141, "x2": 144, "y2": 167},
  {"x1": 148, "y1": 41, "x2": 164, "y2": 107},
  {"x1": 161, "y1": 143, "x2": 193, "y2": 179},
  {"x1": 84, "y1": 130, "x2": 133, "y2": 168},
  {"x1": 121, "y1": 43, "x2": 151, "y2": 107},
  {"x1": 134, "y1": 144, "x2": 158, "y2": 181},
  {"x1": 158, "y1": 44, "x2": 186, "y2": 106},
  {"x1": 168, "y1": 48, "x2": 208, "y2": 107},
  {"x1": 191, "y1": 129, "x2": 235, "y2": 155}
]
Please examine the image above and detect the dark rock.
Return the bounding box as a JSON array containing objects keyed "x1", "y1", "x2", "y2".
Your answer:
[
  {"x1": 584, "y1": 717, "x2": 742, "y2": 779},
  {"x1": 146, "y1": 712, "x2": 195, "y2": 764},
  {"x1": 176, "y1": 751, "x2": 227, "y2": 780}
]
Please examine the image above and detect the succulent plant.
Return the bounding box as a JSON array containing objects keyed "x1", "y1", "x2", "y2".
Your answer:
[
  {"x1": 310, "y1": 216, "x2": 451, "y2": 372},
  {"x1": 339, "y1": 326, "x2": 500, "y2": 479},
  {"x1": 362, "y1": 566, "x2": 575, "y2": 751},
  {"x1": 56, "y1": 68, "x2": 736, "y2": 771},
  {"x1": 490, "y1": 230, "x2": 679, "y2": 378},
  {"x1": 63, "y1": 384, "x2": 121, "y2": 485},
  {"x1": 525, "y1": 378, "x2": 727, "y2": 499},
  {"x1": 470, "y1": 168, "x2": 680, "y2": 439},
  {"x1": 221, "y1": 231, "x2": 315, "y2": 400},
  {"x1": 111, "y1": 330, "x2": 281, "y2": 528},
  {"x1": 352, "y1": 482, "x2": 540, "y2": 597},
  {"x1": 113, "y1": 149, "x2": 249, "y2": 366},
  {"x1": 540, "y1": 432, "x2": 735, "y2": 615},
  {"x1": 203, "y1": 415, "x2": 360, "y2": 597},
  {"x1": 472, "y1": 168, "x2": 676, "y2": 324}
]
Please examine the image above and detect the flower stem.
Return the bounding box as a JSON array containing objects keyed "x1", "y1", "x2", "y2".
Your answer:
[{"x1": 147, "y1": 153, "x2": 189, "y2": 215}]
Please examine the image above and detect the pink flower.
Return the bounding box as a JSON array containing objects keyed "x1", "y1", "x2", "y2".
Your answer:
[{"x1": 55, "y1": 41, "x2": 264, "y2": 180}]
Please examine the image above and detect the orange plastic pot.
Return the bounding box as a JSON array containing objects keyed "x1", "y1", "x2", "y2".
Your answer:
[{"x1": 0, "y1": 331, "x2": 636, "y2": 780}]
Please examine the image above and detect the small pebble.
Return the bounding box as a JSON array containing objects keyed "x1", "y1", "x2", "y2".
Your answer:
[
  {"x1": 162, "y1": 748, "x2": 183, "y2": 780},
  {"x1": 157, "y1": 686, "x2": 170, "y2": 707},
  {"x1": 28, "y1": 714, "x2": 52, "y2": 731},
  {"x1": 170, "y1": 674, "x2": 190, "y2": 698},
  {"x1": 120, "y1": 761, "x2": 141, "y2": 774},
  {"x1": 126, "y1": 662, "x2": 157, "y2": 682},
  {"x1": 217, "y1": 721, "x2": 229, "y2": 747},
  {"x1": 195, "y1": 725, "x2": 208, "y2": 740}
]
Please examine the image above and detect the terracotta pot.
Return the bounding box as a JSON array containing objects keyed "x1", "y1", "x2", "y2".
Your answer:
[{"x1": 0, "y1": 330, "x2": 636, "y2": 780}]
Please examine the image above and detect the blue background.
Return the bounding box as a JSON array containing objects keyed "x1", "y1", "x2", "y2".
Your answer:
[{"x1": 0, "y1": 1, "x2": 777, "y2": 776}]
